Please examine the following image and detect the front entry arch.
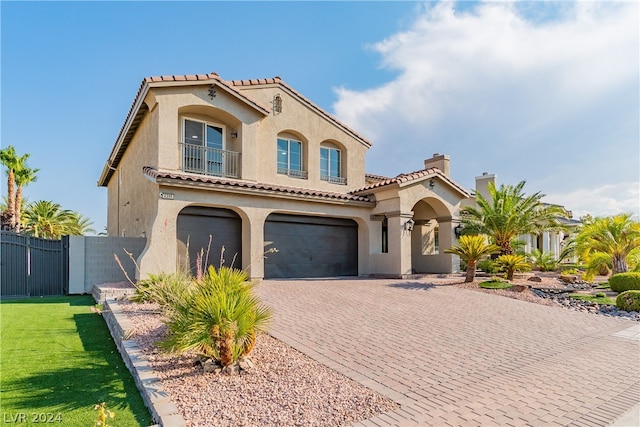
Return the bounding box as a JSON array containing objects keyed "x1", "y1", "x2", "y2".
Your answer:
[{"x1": 410, "y1": 198, "x2": 458, "y2": 274}]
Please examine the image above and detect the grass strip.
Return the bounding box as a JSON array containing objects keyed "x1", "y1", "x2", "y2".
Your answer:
[
  {"x1": 479, "y1": 281, "x2": 513, "y2": 290},
  {"x1": 0, "y1": 296, "x2": 152, "y2": 426}
]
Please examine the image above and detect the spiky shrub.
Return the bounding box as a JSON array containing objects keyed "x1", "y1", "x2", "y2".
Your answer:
[
  {"x1": 478, "y1": 258, "x2": 500, "y2": 274},
  {"x1": 616, "y1": 290, "x2": 640, "y2": 312},
  {"x1": 131, "y1": 270, "x2": 194, "y2": 308},
  {"x1": 445, "y1": 235, "x2": 500, "y2": 282},
  {"x1": 160, "y1": 266, "x2": 272, "y2": 367},
  {"x1": 496, "y1": 254, "x2": 531, "y2": 281},
  {"x1": 528, "y1": 249, "x2": 558, "y2": 272},
  {"x1": 609, "y1": 272, "x2": 640, "y2": 293}
]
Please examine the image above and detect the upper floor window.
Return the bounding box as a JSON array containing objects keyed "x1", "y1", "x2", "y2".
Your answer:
[
  {"x1": 181, "y1": 118, "x2": 240, "y2": 178},
  {"x1": 320, "y1": 145, "x2": 345, "y2": 184},
  {"x1": 277, "y1": 138, "x2": 307, "y2": 179}
]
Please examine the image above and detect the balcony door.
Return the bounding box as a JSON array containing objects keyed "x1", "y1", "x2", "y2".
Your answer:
[{"x1": 183, "y1": 118, "x2": 224, "y2": 175}]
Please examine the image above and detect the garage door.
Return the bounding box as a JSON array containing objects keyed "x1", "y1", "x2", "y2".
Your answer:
[
  {"x1": 264, "y1": 214, "x2": 358, "y2": 278},
  {"x1": 177, "y1": 207, "x2": 242, "y2": 274}
]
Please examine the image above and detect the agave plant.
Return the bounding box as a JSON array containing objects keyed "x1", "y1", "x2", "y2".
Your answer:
[
  {"x1": 160, "y1": 266, "x2": 272, "y2": 367},
  {"x1": 496, "y1": 254, "x2": 531, "y2": 280}
]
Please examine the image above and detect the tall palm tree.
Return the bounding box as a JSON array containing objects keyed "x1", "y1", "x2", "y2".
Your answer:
[
  {"x1": 445, "y1": 235, "x2": 501, "y2": 282},
  {"x1": 66, "y1": 212, "x2": 95, "y2": 235},
  {"x1": 0, "y1": 146, "x2": 30, "y2": 230},
  {"x1": 575, "y1": 214, "x2": 640, "y2": 279},
  {"x1": 461, "y1": 181, "x2": 567, "y2": 255},
  {"x1": 14, "y1": 166, "x2": 38, "y2": 232}
]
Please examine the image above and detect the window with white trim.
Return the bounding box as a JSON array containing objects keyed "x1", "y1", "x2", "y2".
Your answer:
[
  {"x1": 277, "y1": 138, "x2": 306, "y2": 178},
  {"x1": 320, "y1": 145, "x2": 345, "y2": 184}
]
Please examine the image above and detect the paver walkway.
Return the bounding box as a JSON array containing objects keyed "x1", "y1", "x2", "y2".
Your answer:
[{"x1": 256, "y1": 278, "x2": 640, "y2": 427}]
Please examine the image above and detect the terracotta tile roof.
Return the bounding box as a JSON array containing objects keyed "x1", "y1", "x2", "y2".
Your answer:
[
  {"x1": 143, "y1": 167, "x2": 375, "y2": 205},
  {"x1": 365, "y1": 173, "x2": 390, "y2": 183},
  {"x1": 99, "y1": 71, "x2": 372, "y2": 187},
  {"x1": 353, "y1": 168, "x2": 471, "y2": 197}
]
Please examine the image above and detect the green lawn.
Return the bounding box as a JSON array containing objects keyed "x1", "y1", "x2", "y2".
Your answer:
[{"x1": 0, "y1": 296, "x2": 152, "y2": 426}]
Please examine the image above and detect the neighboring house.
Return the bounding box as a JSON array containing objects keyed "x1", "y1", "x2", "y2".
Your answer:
[
  {"x1": 468, "y1": 172, "x2": 581, "y2": 262},
  {"x1": 98, "y1": 72, "x2": 471, "y2": 280}
]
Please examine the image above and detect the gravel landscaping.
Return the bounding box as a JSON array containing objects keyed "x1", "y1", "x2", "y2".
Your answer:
[{"x1": 120, "y1": 300, "x2": 399, "y2": 427}]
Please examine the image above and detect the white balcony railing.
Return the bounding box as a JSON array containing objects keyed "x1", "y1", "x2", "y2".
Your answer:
[{"x1": 180, "y1": 142, "x2": 240, "y2": 179}]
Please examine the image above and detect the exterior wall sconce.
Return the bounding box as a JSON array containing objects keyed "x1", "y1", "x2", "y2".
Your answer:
[
  {"x1": 272, "y1": 94, "x2": 283, "y2": 114},
  {"x1": 429, "y1": 178, "x2": 435, "y2": 189},
  {"x1": 405, "y1": 219, "x2": 415, "y2": 232},
  {"x1": 454, "y1": 224, "x2": 463, "y2": 238},
  {"x1": 230, "y1": 130, "x2": 238, "y2": 139}
]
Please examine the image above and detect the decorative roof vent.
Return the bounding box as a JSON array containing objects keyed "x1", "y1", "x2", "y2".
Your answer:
[{"x1": 272, "y1": 94, "x2": 283, "y2": 114}]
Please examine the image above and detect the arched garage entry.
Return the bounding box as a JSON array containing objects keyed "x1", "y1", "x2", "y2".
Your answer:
[
  {"x1": 177, "y1": 206, "x2": 242, "y2": 274},
  {"x1": 264, "y1": 214, "x2": 358, "y2": 278}
]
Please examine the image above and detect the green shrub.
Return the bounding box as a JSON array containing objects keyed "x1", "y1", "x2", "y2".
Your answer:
[
  {"x1": 478, "y1": 259, "x2": 500, "y2": 274},
  {"x1": 595, "y1": 292, "x2": 606, "y2": 298},
  {"x1": 528, "y1": 249, "x2": 558, "y2": 272},
  {"x1": 131, "y1": 270, "x2": 193, "y2": 307},
  {"x1": 561, "y1": 268, "x2": 580, "y2": 275},
  {"x1": 616, "y1": 290, "x2": 640, "y2": 312},
  {"x1": 609, "y1": 272, "x2": 640, "y2": 293}
]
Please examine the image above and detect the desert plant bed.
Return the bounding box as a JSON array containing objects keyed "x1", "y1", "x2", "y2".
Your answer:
[
  {"x1": 0, "y1": 296, "x2": 152, "y2": 426},
  {"x1": 120, "y1": 299, "x2": 399, "y2": 427}
]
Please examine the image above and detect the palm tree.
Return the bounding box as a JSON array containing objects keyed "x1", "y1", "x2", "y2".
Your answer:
[
  {"x1": 22, "y1": 200, "x2": 93, "y2": 239},
  {"x1": 496, "y1": 254, "x2": 531, "y2": 280},
  {"x1": 13, "y1": 166, "x2": 38, "y2": 232},
  {"x1": 0, "y1": 146, "x2": 30, "y2": 230},
  {"x1": 575, "y1": 214, "x2": 640, "y2": 279},
  {"x1": 445, "y1": 235, "x2": 501, "y2": 282},
  {"x1": 161, "y1": 266, "x2": 272, "y2": 367},
  {"x1": 461, "y1": 181, "x2": 567, "y2": 255}
]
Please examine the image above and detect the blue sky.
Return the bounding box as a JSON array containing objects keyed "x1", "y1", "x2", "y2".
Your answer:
[{"x1": 2, "y1": 1, "x2": 638, "y2": 233}]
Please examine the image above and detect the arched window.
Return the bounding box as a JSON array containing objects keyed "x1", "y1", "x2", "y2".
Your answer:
[
  {"x1": 320, "y1": 142, "x2": 345, "y2": 184},
  {"x1": 277, "y1": 137, "x2": 307, "y2": 179}
]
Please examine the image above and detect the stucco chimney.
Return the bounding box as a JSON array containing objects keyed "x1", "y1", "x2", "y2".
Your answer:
[
  {"x1": 475, "y1": 172, "x2": 496, "y2": 201},
  {"x1": 424, "y1": 153, "x2": 450, "y2": 176}
]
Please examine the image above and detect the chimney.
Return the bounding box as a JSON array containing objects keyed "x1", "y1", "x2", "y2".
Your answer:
[
  {"x1": 424, "y1": 153, "x2": 450, "y2": 176},
  {"x1": 475, "y1": 172, "x2": 496, "y2": 202}
]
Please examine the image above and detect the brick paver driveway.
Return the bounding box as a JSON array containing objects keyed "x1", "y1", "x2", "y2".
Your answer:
[{"x1": 256, "y1": 278, "x2": 640, "y2": 427}]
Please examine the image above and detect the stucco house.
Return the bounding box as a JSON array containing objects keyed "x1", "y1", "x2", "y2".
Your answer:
[{"x1": 98, "y1": 72, "x2": 473, "y2": 280}]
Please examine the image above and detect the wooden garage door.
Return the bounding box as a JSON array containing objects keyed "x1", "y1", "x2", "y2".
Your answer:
[
  {"x1": 264, "y1": 214, "x2": 358, "y2": 278},
  {"x1": 177, "y1": 207, "x2": 242, "y2": 274}
]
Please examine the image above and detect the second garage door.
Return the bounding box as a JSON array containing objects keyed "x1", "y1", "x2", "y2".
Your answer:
[{"x1": 264, "y1": 214, "x2": 358, "y2": 278}]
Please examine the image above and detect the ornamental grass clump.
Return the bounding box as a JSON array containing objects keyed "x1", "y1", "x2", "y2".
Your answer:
[
  {"x1": 160, "y1": 266, "x2": 272, "y2": 368},
  {"x1": 130, "y1": 270, "x2": 194, "y2": 309}
]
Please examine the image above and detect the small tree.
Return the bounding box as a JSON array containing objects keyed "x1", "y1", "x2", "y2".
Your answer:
[
  {"x1": 445, "y1": 235, "x2": 501, "y2": 282},
  {"x1": 575, "y1": 214, "x2": 640, "y2": 280},
  {"x1": 160, "y1": 266, "x2": 272, "y2": 367},
  {"x1": 496, "y1": 254, "x2": 530, "y2": 280}
]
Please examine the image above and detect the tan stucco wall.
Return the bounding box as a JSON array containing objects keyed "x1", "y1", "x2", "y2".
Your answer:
[
  {"x1": 235, "y1": 85, "x2": 368, "y2": 192},
  {"x1": 136, "y1": 184, "x2": 374, "y2": 280},
  {"x1": 107, "y1": 103, "x2": 159, "y2": 238}
]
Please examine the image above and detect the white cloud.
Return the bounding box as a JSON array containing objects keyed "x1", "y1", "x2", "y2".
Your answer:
[
  {"x1": 544, "y1": 182, "x2": 640, "y2": 219},
  {"x1": 333, "y1": 1, "x2": 639, "y2": 215}
]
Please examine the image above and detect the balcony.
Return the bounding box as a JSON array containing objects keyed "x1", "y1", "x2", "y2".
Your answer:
[
  {"x1": 180, "y1": 142, "x2": 240, "y2": 179},
  {"x1": 277, "y1": 167, "x2": 308, "y2": 179}
]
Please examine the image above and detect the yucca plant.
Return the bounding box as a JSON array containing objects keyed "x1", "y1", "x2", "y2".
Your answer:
[
  {"x1": 496, "y1": 254, "x2": 531, "y2": 280},
  {"x1": 445, "y1": 235, "x2": 501, "y2": 282},
  {"x1": 160, "y1": 266, "x2": 272, "y2": 367}
]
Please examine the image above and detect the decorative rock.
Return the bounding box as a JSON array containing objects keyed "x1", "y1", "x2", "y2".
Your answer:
[
  {"x1": 222, "y1": 364, "x2": 239, "y2": 375},
  {"x1": 527, "y1": 276, "x2": 543, "y2": 283},
  {"x1": 203, "y1": 359, "x2": 222, "y2": 373},
  {"x1": 512, "y1": 284, "x2": 529, "y2": 292},
  {"x1": 238, "y1": 356, "x2": 255, "y2": 371},
  {"x1": 559, "y1": 274, "x2": 579, "y2": 284}
]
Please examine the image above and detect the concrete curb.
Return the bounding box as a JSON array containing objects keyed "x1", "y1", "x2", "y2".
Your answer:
[{"x1": 102, "y1": 298, "x2": 186, "y2": 427}]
